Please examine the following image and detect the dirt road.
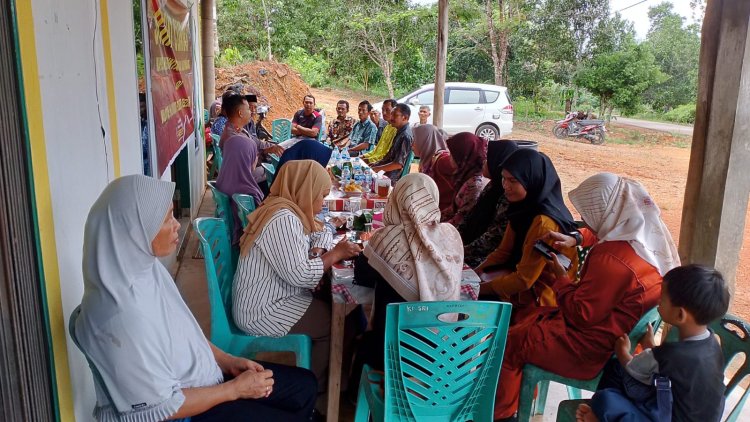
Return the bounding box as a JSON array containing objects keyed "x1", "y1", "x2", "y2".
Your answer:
[
  {"x1": 614, "y1": 117, "x2": 694, "y2": 136},
  {"x1": 309, "y1": 87, "x2": 749, "y2": 318}
]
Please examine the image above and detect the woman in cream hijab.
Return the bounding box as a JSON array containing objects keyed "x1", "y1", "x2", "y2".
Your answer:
[
  {"x1": 349, "y1": 173, "x2": 464, "y2": 383},
  {"x1": 492, "y1": 172, "x2": 679, "y2": 421},
  {"x1": 233, "y1": 160, "x2": 361, "y2": 397},
  {"x1": 75, "y1": 175, "x2": 317, "y2": 421}
]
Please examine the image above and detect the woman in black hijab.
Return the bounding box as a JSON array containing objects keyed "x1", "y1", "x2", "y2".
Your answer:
[
  {"x1": 476, "y1": 148, "x2": 578, "y2": 317},
  {"x1": 458, "y1": 140, "x2": 519, "y2": 267}
]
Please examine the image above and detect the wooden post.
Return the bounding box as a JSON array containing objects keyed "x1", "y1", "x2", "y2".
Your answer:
[
  {"x1": 679, "y1": 0, "x2": 750, "y2": 295},
  {"x1": 200, "y1": 0, "x2": 217, "y2": 109},
  {"x1": 433, "y1": 0, "x2": 448, "y2": 128}
]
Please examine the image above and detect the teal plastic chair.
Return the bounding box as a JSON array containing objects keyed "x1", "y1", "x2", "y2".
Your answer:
[
  {"x1": 193, "y1": 217, "x2": 312, "y2": 369},
  {"x1": 69, "y1": 306, "x2": 191, "y2": 422},
  {"x1": 555, "y1": 314, "x2": 750, "y2": 422},
  {"x1": 269, "y1": 153, "x2": 280, "y2": 170},
  {"x1": 211, "y1": 135, "x2": 223, "y2": 174},
  {"x1": 262, "y1": 162, "x2": 275, "y2": 187},
  {"x1": 271, "y1": 119, "x2": 292, "y2": 143},
  {"x1": 518, "y1": 306, "x2": 663, "y2": 422},
  {"x1": 355, "y1": 301, "x2": 513, "y2": 421},
  {"x1": 232, "y1": 194, "x2": 256, "y2": 229},
  {"x1": 400, "y1": 151, "x2": 414, "y2": 179},
  {"x1": 206, "y1": 181, "x2": 233, "y2": 239},
  {"x1": 204, "y1": 109, "x2": 210, "y2": 125}
]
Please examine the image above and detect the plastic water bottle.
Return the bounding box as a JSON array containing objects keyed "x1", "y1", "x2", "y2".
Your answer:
[
  {"x1": 353, "y1": 157, "x2": 362, "y2": 173},
  {"x1": 354, "y1": 169, "x2": 364, "y2": 188},
  {"x1": 321, "y1": 201, "x2": 329, "y2": 216},
  {"x1": 364, "y1": 171, "x2": 372, "y2": 192},
  {"x1": 341, "y1": 147, "x2": 350, "y2": 162},
  {"x1": 342, "y1": 166, "x2": 351, "y2": 182},
  {"x1": 330, "y1": 147, "x2": 340, "y2": 166}
]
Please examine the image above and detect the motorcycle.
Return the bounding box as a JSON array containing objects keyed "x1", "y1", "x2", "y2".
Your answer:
[
  {"x1": 553, "y1": 112, "x2": 607, "y2": 145},
  {"x1": 256, "y1": 105, "x2": 272, "y2": 141}
]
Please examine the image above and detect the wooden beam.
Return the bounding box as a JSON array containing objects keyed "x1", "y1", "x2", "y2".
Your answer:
[
  {"x1": 200, "y1": 0, "x2": 217, "y2": 109},
  {"x1": 433, "y1": 0, "x2": 448, "y2": 128},
  {"x1": 679, "y1": 0, "x2": 750, "y2": 294}
]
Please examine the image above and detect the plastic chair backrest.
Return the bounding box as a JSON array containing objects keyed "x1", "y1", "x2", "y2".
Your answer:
[
  {"x1": 211, "y1": 135, "x2": 223, "y2": 171},
  {"x1": 400, "y1": 151, "x2": 414, "y2": 179},
  {"x1": 271, "y1": 119, "x2": 292, "y2": 143},
  {"x1": 204, "y1": 109, "x2": 209, "y2": 125},
  {"x1": 383, "y1": 301, "x2": 512, "y2": 421},
  {"x1": 711, "y1": 314, "x2": 750, "y2": 421},
  {"x1": 193, "y1": 218, "x2": 237, "y2": 343},
  {"x1": 232, "y1": 194, "x2": 256, "y2": 229},
  {"x1": 628, "y1": 306, "x2": 662, "y2": 349},
  {"x1": 207, "y1": 181, "x2": 233, "y2": 238},
  {"x1": 262, "y1": 162, "x2": 275, "y2": 187}
]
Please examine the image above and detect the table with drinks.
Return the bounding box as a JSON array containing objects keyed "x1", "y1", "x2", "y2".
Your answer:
[{"x1": 322, "y1": 148, "x2": 481, "y2": 421}]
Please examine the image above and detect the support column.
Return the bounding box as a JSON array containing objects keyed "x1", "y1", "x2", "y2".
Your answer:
[
  {"x1": 433, "y1": 0, "x2": 448, "y2": 128},
  {"x1": 201, "y1": 0, "x2": 217, "y2": 109},
  {"x1": 679, "y1": 0, "x2": 750, "y2": 294}
]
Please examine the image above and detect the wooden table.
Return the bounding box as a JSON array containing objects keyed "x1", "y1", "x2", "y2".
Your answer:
[{"x1": 325, "y1": 264, "x2": 480, "y2": 421}]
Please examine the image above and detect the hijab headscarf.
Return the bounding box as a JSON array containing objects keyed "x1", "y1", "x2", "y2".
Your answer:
[
  {"x1": 460, "y1": 140, "x2": 518, "y2": 244},
  {"x1": 413, "y1": 124, "x2": 448, "y2": 176},
  {"x1": 447, "y1": 132, "x2": 488, "y2": 193},
  {"x1": 76, "y1": 175, "x2": 222, "y2": 420},
  {"x1": 276, "y1": 138, "x2": 333, "y2": 174},
  {"x1": 240, "y1": 160, "x2": 330, "y2": 255},
  {"x1": 363, "y1": 173, "x2": 464, "y2": 302},
  {"x1": 503, "y1": 149, "x2": 577, "y2": 265},
  {"x1": 569, "y1": 172, "x2": 680, "y2": 276}
]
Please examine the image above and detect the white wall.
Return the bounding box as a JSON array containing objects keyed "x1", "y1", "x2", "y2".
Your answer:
[{"x1": 24, "y1": 0, "x2": 204, "y2": 419}]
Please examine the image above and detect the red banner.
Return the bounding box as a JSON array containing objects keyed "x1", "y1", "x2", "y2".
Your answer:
[{"x1": 146, "y1": 0, "x2": 194, "y2": 177}]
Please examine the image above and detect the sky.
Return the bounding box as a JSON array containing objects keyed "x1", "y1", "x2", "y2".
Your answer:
[
  {"x1": 611, "y1": 0, "x2": 701, "y2": 39},
  {"x1": 411, "y1": 0, "x2": 702, "y2": 40}
]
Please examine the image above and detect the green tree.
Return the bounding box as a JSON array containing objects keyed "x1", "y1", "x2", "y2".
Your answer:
[
  {"x1": 643, "y1": 2, "x2": 701, "y2": 111},
  {"x1": 575, "y1": 43, "x2": 665, "y2": 117}
]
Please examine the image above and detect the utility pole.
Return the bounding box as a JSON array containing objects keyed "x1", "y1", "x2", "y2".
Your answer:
[
  {"x1": 201, "y1": 0, "x2": 217, "y2": 108},
  {"x1": 433, "y1": 0, "x2": 448, "y2": 128}
]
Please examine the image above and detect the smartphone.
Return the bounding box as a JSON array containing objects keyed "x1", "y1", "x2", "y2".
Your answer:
[{"x1": 533, "y1": 240, "x2": 572, "y2": 271}]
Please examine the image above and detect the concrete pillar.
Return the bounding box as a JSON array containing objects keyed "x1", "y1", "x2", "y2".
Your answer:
[
  {"x1": 200, "y1": 0, "x2": 216, "y2": 109},
  {"x1": 679, "y1": 0, "x2": 750, "y2": 294}
]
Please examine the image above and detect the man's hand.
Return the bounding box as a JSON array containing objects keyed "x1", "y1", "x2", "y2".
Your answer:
[
  {"x1": 548, "y1": 253, "x2": 568, "y2": 279},
  {"x1": 264, "y1": 145, "x2": 285, "y2": 157},
  {"x1": 220, "y1": 354, "x2": 264, "y2": 378}
]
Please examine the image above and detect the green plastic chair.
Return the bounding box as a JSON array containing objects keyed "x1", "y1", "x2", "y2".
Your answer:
[
  {"x1": 400, "y1": 151, "x2": 414, "y2": 180},
  {"x1": 204, "y1": 109, "x2": 210, "y2": 125},
  {"x1": 211, "y1": 134, "x2": 223, "y2": 174},
  {"x1": 271, "y1": 119, "x2": 292, "y2": 143},
  {"x1": 555, "y1": 314, "x2": 750, "y2": 422},
  {"x1": 518, "y1": 307, "x2": 663, "y2": 422},
  {"x1": 355, "y1": 301, "x2": 513, "y2": 421},
  {"x1": 206, "y1": 181, "x2": 233, "y2": 239},
  {"x1": 269, "y1": 153, "x2": 280, "y2": 170},
  {"x1": 69, "y1": 306, "x2": 191, "y2": 422},
  {"x1": 262, "y1": 162, "x2": 275, "y2": 187},
  {"x1": 232, "y1": 194, "x2": 256, "y2": 229},
  {"x1": 193, "y1": 217, "x2": 312, "y2": 369}
]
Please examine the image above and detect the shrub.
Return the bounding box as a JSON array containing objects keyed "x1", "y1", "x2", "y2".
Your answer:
[
  {"x1": 664, "y1": 103, "x2": 696, "y2": 124},
  {"x1": 216, "y1": 46, "x2": 248, "y2": 67},
  {"x1": 285, "y1": 47, "x2": 330, "y2": 88}
]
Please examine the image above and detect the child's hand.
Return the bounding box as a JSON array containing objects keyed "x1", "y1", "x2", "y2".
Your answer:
[
  {"x1": 639, "y1": 323, "x2": 656, "y2": 350},
  {"x1": 615, "y1": 334, "x2": 633, "y2": 366}
]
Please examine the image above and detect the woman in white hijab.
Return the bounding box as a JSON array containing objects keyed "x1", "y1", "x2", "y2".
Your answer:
[
  {"x1": 492, "y1": 172, "x2": 679, "y2": 421},
  {"x1": 75, "y1": 175, "x2": 317, "y2": 422},
  {"x1": 347, "y1": 173, "x2": 464, "y2": 392}
]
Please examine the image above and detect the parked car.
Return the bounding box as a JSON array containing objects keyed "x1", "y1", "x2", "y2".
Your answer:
[{"x1": 374, "y1": 82, "x2": 513, "y2": 140}]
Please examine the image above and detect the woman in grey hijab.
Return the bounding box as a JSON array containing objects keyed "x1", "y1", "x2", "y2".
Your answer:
[{"x1": 75, "y1": 175, "x2": 317, "y2": 421}]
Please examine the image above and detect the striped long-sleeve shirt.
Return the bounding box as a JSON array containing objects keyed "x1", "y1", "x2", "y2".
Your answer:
[{"x1": 232, "y1": 209, "x2": 333, "y2": 337}]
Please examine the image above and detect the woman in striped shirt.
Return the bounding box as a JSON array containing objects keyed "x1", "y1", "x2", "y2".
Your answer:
[{"x1": 232, "y1": 160, "x2": 362, "y2": 397}]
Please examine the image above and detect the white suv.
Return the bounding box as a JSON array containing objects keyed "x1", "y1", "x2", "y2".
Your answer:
[{"x1": 375, "y1": 82, "x2": 513, "y2": 140}]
